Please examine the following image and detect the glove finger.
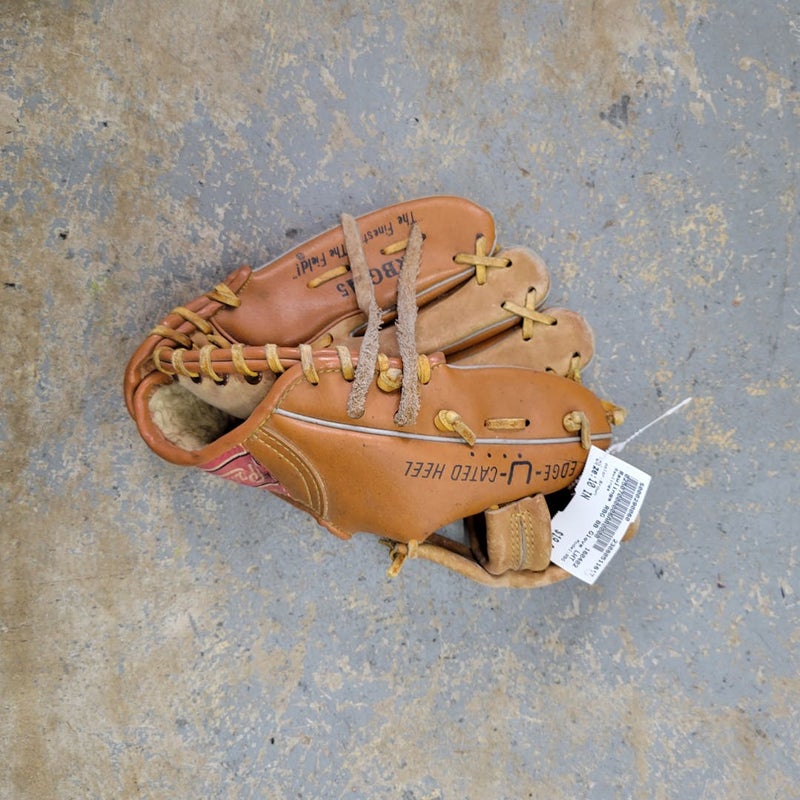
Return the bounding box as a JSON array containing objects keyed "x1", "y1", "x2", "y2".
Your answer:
[
  {"x1": 209, "y1": 196, "x2": 497, "y2": 346},
  {"x1": 373, "y1": 246, "x2": 551, "y2": 357},
  {"x1": 448, "y1": 307, "x2": 595, "y2": 377}
]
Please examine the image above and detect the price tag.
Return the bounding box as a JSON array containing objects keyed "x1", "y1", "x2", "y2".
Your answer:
[{"x1": 551, "y1": 446, "x2": 651, "y2": 584}]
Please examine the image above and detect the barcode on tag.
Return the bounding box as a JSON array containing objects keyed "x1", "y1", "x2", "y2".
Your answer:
[
  {"x1": 593, "y1": 475, "x2": 639, "y2": 552},
  {"x1": 551, "y1": 447, "x2": 651, "y2": 585}
]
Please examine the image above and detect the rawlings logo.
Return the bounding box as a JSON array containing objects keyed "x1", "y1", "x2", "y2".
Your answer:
[{"x1": 199, "y1": 447, "x2": 287, "y2": 495}]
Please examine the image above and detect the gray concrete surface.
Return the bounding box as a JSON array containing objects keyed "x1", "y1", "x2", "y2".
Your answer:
[{"x1": 2, "y1": 1, "x2": 798, "y2": 798}]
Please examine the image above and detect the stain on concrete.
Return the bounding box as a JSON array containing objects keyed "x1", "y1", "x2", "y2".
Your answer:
[{"x1": 601, "y1": 94, "x2": 632, "y2": 127}]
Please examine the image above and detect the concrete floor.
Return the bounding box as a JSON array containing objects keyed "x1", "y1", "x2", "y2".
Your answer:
[{"x1": 2, "y1": 1, "x2": 798, "y2": 798}]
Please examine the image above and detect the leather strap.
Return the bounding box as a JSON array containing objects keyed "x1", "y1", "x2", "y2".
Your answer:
[
  {"x1": 479, "y1": 494, "x2": 552, "y2": 574},
  {"x1": 387, "y1": 533, "x2": 571, "y2": 589},
  {"x1": 389, "y1": 504, "x2": 640, "y2": 586}
]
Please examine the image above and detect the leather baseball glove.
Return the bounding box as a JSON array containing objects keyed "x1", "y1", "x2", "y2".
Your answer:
[{"x1": 124, "y1": 196, "x2": 630, "y2": 587}]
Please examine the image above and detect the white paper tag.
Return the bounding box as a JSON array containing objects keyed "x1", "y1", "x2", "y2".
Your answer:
[{"x1": 551, "y1": 446, "x2": 651, "y2": 585}]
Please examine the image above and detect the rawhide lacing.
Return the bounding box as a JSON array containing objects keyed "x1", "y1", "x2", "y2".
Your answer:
[
  {"x1": 563, "y1": 410, "x2": 591, "y2": 450},
  {"x1": 340, "y1": 213, "x2": 424, "y2": 424},
  {"x1": 453, "y1": 235, "x2": 510, "y2": 285},
  {"x1": 501, "y1": 287, "x2": 557, "y2": 339},
  {"x1": 149, "y1": 283, "x2": 242, "y2": 347}
]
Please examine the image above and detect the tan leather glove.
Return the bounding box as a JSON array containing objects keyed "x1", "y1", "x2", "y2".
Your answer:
[{"x1": 124, "y1": 196, "x2": 628, "y2": 587}]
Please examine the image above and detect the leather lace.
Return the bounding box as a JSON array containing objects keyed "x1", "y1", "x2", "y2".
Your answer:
[{"x1": 340, "y1": 213, "x2": 422, "y2": 425}]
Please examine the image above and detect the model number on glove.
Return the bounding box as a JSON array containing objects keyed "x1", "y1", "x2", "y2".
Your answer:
[{"x1": 336, "y1": 258, "x2": 404, "y2": 298}]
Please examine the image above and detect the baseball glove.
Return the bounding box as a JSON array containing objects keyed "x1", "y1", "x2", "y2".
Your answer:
[{"x1": 124, "y1": 196, "x2": 630, "y2": 587}]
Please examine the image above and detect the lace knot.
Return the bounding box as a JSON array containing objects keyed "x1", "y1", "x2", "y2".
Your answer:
[
  {"x1": 434, "y1": 409, "x2": 477, "y2": 446},
  {"x1": 563, "y1": 410, "x2": 591, "y2": 449},
  {"x1": 386, "y1": 539, "x2": 420, "y2": 578},
  {"x1": 206, "y1": 282, "x2": 241, "y2": 307}
]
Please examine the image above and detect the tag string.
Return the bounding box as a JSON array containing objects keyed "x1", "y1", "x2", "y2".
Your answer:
[{"x1": 609, "y1": 397, "x2": 693, "y2": 455}]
